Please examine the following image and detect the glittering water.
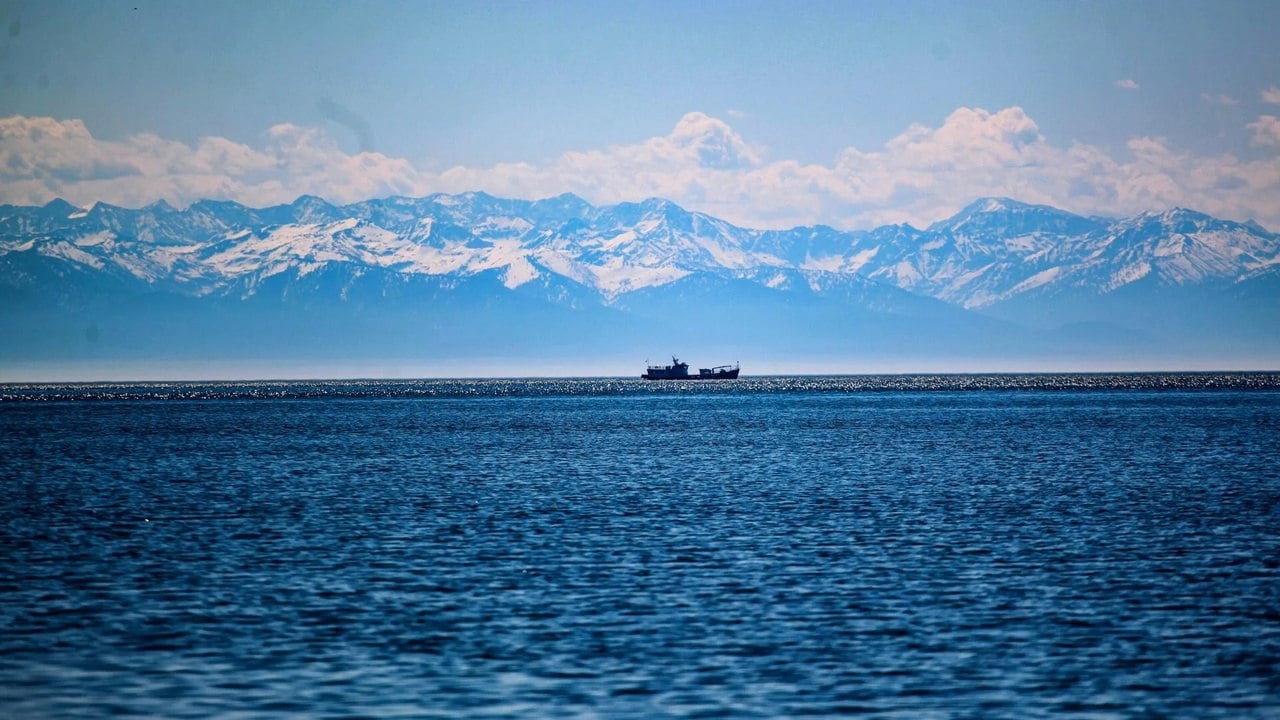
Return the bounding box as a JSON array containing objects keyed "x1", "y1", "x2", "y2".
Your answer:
[{"x1": 2, "y1": 376, "x2": 1279, "y2": 718}]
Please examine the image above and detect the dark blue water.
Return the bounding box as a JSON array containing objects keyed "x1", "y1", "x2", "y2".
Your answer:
[{"x1": 3, "y1": 376, "x2": 1279, "y2": 718}]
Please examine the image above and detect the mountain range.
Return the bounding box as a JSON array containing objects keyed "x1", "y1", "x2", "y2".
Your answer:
[{"x1": 2, "y1": 192, "x2": 1277, "y2": 377}]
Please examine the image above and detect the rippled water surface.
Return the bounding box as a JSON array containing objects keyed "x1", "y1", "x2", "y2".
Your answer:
[{"x1": 3, "y1": 376, "x2": 1279, "y2": 718}]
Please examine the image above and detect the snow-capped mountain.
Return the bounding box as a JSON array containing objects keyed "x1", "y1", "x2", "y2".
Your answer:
[
  {"x1": 5, "y1": 192, "x2": 1276, "y2": 306},
  {"x1": 860, "y1": 198, "x2": 1109, "y2": 307},
  {"x1": 1060, "y1": 207, "x2": 1280, "y2": 290},
  {"x1": 1, "y1": 192, "x2": 1277, "y2": 370},
  {"x1": 816, "y1": 198, "x2": 1279, "y2": 310}
]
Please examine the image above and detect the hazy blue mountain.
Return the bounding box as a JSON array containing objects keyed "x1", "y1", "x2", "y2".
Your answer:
[{"x1": 1, "y1": 192, "x2": 1276, "y2": 374}]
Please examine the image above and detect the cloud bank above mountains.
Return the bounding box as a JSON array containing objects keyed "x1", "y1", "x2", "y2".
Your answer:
[{"x1": 2, "y1": 106, "x2": 1279, "y2": 231}]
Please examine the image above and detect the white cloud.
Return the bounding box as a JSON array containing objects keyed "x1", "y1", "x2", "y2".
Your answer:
[
  {"x1": 0, "y1": 115, "x2": 426, "y2": 209},
  {"x1": 1263, "y1": 86, "x2": 1280, "y2": 105},
  {"x1": 1249, "y1": 115, "x2": 1280, "y2": 146},
  {"x1": 3, "y1": 108, "x2": 1280, "y2": 231},
  {"x1": 1116, "y1": 79, "x2": 1140, "y2": 90},
  {"x1": 1202, "y1": 93, "x2": 1239, "y2": 106}
]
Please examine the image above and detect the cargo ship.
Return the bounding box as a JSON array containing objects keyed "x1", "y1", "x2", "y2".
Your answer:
[{"x1": 642, "y1": 357, "x2": 739, "y2": 380}]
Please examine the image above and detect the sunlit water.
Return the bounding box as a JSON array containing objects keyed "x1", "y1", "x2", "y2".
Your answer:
[{"x1": 2, "y1": 376, "x2": 1279, "y2": 718}]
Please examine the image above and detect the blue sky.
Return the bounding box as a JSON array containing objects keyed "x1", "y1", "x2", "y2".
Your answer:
[{"x1": 2, "y1": 0, "x2": 1279, "y2": 229}]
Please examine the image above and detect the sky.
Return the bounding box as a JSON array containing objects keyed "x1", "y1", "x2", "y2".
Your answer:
[{"x1": 2, "y1": 0, "x2": 1280, "y2": 230}]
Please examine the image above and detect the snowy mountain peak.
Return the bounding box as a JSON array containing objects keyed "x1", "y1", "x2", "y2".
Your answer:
[
  {"x1": 1139, "y1": 206, "x2": 1210, "y2": 223},
  {"x1": 144, "y1": 199, "x2": 179, "y2": 214},
  {"x1": 1, "y1": 192, "x2": 1276, "y2": 313},
  {"x1": 530, "y1": 192, "x2": 594, "y2": 219},
  {"x1": 1118, "y1": 207, "x2": 1239, "y2": 235},
  {"x1": 289, "y1": 195, "x2": 339, "y2": 224},
  {"x1": 951, "y1": 196, "x2": 1042, "y2": 218},
  {"x1": 966, "y1": 197, "x2": 1021, "y2": 214},
  {"x1": 928, "y1": 197, "x2": 1101, "y2": 238},
  {"x1": 190, "y1": 198, "x2": 249, "y2": 213},
  {"x1": 40, "y1": 198, "x2": 84, "y2": 217}
]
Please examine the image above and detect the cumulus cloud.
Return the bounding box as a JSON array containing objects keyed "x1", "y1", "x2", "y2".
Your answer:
[
  {"x1": 1249, "y1": 115, "x2": 1280, "y2": 146},
  {"x1": 3, "y1": 108, "x2": 1280, "y2": 231},
  {"x1": 1116, "y1": 79, "x2": 1140, "y2": 90},
  {"x1": 0, "y1": 115, "x2": 428, "y2": 209},
  {"x1": 1263, "y1": 87, "x2": 1280, "y2": 105}
]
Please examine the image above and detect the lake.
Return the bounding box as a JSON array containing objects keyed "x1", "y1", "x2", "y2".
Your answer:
[{"x1": 2, "y1": 375, "x2": 1279, "y2": 718}]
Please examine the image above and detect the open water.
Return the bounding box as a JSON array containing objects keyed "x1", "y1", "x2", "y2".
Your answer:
[{"x1": 2, "y1": 375, "x2": 1279, "y2": 718}]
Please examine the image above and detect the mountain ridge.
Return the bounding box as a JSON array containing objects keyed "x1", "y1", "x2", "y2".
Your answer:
[
  {"x1": 2, "y1": 192, "x2": 1277, "y2": 372},
  {"x1": 4, "y1": 192, "x2": 1276, "y2": 306}
]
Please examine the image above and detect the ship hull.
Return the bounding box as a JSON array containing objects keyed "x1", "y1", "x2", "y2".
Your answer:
[
  {"x1": 640, "y1": 368, "x2": 739, "y2": 380},
  {"x1": 641, "y1": 357, "x2": 739, "y2": 380}
]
